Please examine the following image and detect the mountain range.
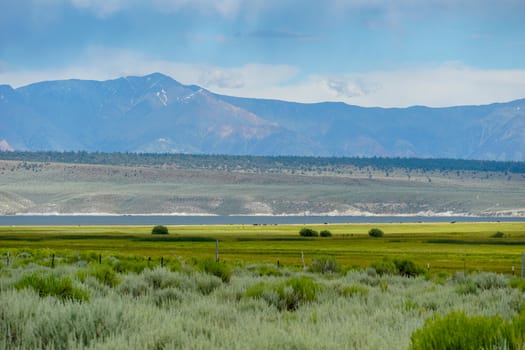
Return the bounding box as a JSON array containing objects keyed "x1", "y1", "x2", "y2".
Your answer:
[{"x1": 1, "y1": 72, "x2": 524, "y2": 160}]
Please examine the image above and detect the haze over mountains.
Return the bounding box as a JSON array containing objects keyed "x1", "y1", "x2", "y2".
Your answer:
[{"x1": 1, "y1": 73, "x2": 524, "y2": 160}]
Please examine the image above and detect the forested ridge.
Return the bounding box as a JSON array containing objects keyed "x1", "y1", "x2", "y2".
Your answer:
[{"x1": 1, "y1": 151, "x2": 524, "y2": 174}]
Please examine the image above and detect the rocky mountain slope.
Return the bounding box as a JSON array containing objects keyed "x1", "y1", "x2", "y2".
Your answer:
[{"x1": 1, "y1": 73, "x2": 524, "y2": 160}]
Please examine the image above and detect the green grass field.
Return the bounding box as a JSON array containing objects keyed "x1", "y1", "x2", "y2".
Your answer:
[
  {"x1": 2, "y1": 221, "x2": 525, "y2": 349},
  {"x1": 1, "y1": 222, "x2": 524, "y2": 274}
]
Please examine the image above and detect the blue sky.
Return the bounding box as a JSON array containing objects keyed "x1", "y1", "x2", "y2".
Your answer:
[{"x1": 1, "y1": 0, "x2": 525, "y2": 107}]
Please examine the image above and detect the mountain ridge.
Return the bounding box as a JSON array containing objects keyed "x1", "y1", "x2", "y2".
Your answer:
[{"x1": 1, "y1": 72, "x2": 524, "y2": 160}]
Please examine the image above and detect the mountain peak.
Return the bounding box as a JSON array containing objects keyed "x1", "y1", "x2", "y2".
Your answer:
[
  {"x1": 1, "y1": 74, "x2": 524, "y2": 160},
  {"x1": 130, "y1": 72, "x2": 180, "y2": 85},
  {"x1": 143, "y1": 72, "x2": 172, "y2": 80}
]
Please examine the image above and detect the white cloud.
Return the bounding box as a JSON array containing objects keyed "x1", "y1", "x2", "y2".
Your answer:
[
  {"x1": 151, "y1": 0, "x2": 243, "y2": 18},
  {"x1": 1, "y1": 49, "x2": 524, "y2": 107},
  {"x1": 71, "y1": 0, "x2": 131, "y2": 17},
  {"x1": 341, "y1": 64, "x2": 525, "y2": 107},
  {"x1": 69, "y1": 0, "x2": 246, "y2": 18},
  {"x1": 207, "y1": 64, "x2": 525, "y2": 107}
]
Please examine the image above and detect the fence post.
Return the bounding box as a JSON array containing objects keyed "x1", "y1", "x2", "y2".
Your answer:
[
  {"x1": 6, "y1": 251, "x2": 9, "y2": 267},
  {"x1": 301, "y1": 251, "x2": 306, "y2": 270},
  {"x1": 99, "y1": 254, "x2": 102, "y2": 264},
  {"x1": 520, "y1": 252, "x2": 525, "y2": 278},
  {"x1": 161, "y1": 257, "x2": 164, "y2": 268},
  {"x1": 215, "y1": 240, "x2": 219, "y2": 262},
  {"x1": 51, "y1": 254, "x2": 55, "y2": 268}
]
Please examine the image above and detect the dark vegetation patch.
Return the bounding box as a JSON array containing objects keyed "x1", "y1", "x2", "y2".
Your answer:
[
  {"x1": 427, "y1": 239, "x2": 525, "y2": 246},
  {"x1": 368, "y1": 228, "x2": 384, "y2": 238},
  {"x1": 299, "y1": 227, "x2": 319, "y2": 237},
  {"x1": 0, "y1": 235, "x2": 216, "y2": 243},
  {"x1": 235, "y1": 237, "x2": 310, "y2": 242},
  {"x1": 2, "y1": 151, "x2": 524, "y2": 173}
]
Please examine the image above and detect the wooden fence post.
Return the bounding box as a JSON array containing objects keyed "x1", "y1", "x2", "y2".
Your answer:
[
  {"x1": 520, "y1": 252, "x2": 525, "y2": 278},
  {"x1": 215, "y1": 240, "x2": 219, "y2": 262}
]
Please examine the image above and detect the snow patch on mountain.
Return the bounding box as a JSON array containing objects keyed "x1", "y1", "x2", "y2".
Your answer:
[
  {"x1": 0, "y1": 140, "x2": 13, "y2": 152},
  {"x1": 156, "y1": 89, "x2": 168, "y2": 106},
  {"x1": 180, "y1": 89, "x2": 203, "y2": 103}
]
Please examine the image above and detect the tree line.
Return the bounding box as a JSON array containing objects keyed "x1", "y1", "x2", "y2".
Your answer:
[{"x1": 0, "y1": 151, "x2": 524, "y2": 173}]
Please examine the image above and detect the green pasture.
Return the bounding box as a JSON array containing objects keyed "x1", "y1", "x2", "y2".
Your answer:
[{"x1": 1, "y1": 222, "x2": 524, "y2": 274}]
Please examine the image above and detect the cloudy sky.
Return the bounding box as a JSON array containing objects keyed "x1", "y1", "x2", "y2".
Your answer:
[{"x1": 1, "y1": 0, "x2": 525, "y2": 107}]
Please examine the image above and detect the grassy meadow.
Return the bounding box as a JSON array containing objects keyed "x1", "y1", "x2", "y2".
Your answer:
[
  {"x1": 1, "y1": 221, "x2": 524, "y2": 273},
  {"x1": 1, "y1": 222, "x2": 525, "y2": 349}
]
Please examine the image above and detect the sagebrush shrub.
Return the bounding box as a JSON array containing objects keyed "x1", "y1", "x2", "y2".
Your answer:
[
  {"x1": 370, "y1": 259, "x2": 397, "y2": 276},
  {"x1": 143, "y1": 267, "x2": 179, "y2": 289},
  {"x1": 194, "y1": 273, "x2": 222, "y2": 295},
  {"x1": 338, "y1": 284, "x2": 368, "y2": 298},
  {"x1": 15, "y1": 271, "x2": 89, "y2": 302},
  {"x1": 309, "y1": 256, "x2": 340, "y2": 274},
  {"x1": 471, "y1": 272, "x2": 507, "y2": 290},
  {"x1": 370, "y1": 258, "x2": 424, "y2": 277},
  {"x1": 88, "y1": 264, "x2": 120, "y2": 287},
  {"x1": 118, "y1": 274, "x2": 150, "y2": 297},
  {"x1": 110, "y1": 256, "x2": 149, "y2": 274},
  {"x1": 456, "y1": 279, "x2": 478, "y2": 295},
  {"x1": 280, "y1": 276, "x2": 319, "y2": 311},
  {"x1": 394, "y1": 259, "x2": 425, "y2": 277},
  {"x1": 245, "y1": 276, "x2": 320, "y2": 311},
  {"x1": 410, "y1": 311, "x2": 512, "y2": 350},
  {"x1": 512, "y1": 307, "x2": 525, "y2": 349},
  {"x1": 196, "y1": 258, "x2": 232, "y2": 283},
  {"x1": 510, "y1": 278, "x2": 525, "y2": 292},
  {"x1": 152, "y1": 287, "x2": 184, "y2": 306},
  {"x1": 249, "y1": 264, "x2": 283, "y2": 277}
]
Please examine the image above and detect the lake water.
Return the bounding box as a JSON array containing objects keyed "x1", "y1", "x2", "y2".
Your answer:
[{"x1": 0, "y1": 215, "x2": 523, "y2": 226}]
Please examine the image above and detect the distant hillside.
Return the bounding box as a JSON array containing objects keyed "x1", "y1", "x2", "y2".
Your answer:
[
  {"x1": 1, "y1": 73, "x2": 524, "y2": 160},
  {"x1": 1, "y1": 154, "x2": 524, "y2": 216}
]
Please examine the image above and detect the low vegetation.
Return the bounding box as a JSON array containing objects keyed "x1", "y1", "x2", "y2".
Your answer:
[
  {"x1": 0, "y1": 247, "x2": 523, "y2": 349},
  {"x1": 320, "y1": 229, "x2": 332, "y2": 237},
  {"x1": 151, "y1": 225, "x2": 169, "y2": 235},
  {"x1": 299, "y1": 227, "x2": 319, "y2": 237},
  {"x1": 1, "y1": 222, "x2": 524, "y2": 274},
  {"x1": 2, "y1": 151, "x2": 524, "y2": 174},
  {"x1": 368, "y1": 228, "x2": 384, "y2": 237},
  {"x1": 492, "y1": 231, "x2": 509, "y2": 238},
  {"x1": 410, "y1": 310, "x2": 524, "y2": 350},
  {"x1": 1, "y1": 152, "x2": 524, "y2": 216},
  {"x1": 245, "y1": 276, "x2": 320, "y2": 311},
  {"x1": 14, "y1": 271, "x2": 89, "y2": 302}
]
